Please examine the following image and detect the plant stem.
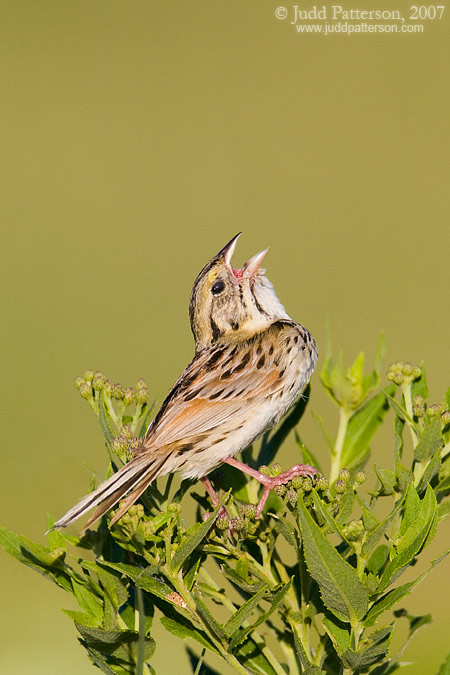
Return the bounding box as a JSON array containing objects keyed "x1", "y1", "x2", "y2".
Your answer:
[
  {"x1": 199, "y1": 569, "x2": 286, "y2": 675},
  {"x1": 330, "y1": 407, "x2": 350, "y2": 483},
  {"x1": 135, "y1": 583, "x2": 146, "y2": 675},
  {"x1": 402, "y1": 381, "x2": 419, "y2": 448}
]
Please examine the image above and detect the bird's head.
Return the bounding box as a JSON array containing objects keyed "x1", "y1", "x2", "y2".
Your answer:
[{"x1": 189, "y1": 233, "x2": 289, "y2": 350}]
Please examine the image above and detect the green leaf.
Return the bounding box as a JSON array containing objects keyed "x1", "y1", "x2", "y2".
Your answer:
[
  {"x1": 386, "y1": 394, "x2": 419, "y2": 436},
  {"x1": 322, "y1": 614, "x2": 351, "y2": 655},
  {"x1": 395, "y1": 462, "x2": 413, "y2": 493},
  {"x1": 419, "y1": 449, "x2": 442, "y2": 492},
  {"x1": 229, "y1": 581, "x2": 292, "y2": 649},
  {"x1": 335, "y1": 490, "x2": 354, "y2": 525},
  {"x1": 367, "y1": 545, "x2": 390, "y2": 576},
  {"x1": 235, "y1": 638, "x2": 279, "y2": 675},
  {"x1": 341, "y1": 388, "x2": 392, "y2": 470},
  {"x1": 436, "y1": 647, "x2": 450, "y2": 675},
  {"x1": 72, "y1": 579, "x2": 103, "y2": 625},
  {"x1": 414, "y1": 417, "x2": 443, "y2": 462},
  {"x1": 271, "y1": 513, "x2": 300, "y2": 550},
  {"x1": 398, "y1": 483, "x2": 421, "y2": 537},
  {"x1": 0, "y1": 525, "x2": 74, "y2": 593},
  {"x1": 172, "y1": 493, "x2": 228, "y2": 571},
  {"x1": 84, "y1": 647, "x2": 117, "y2": 675},
  {"x1": 82, "y1": 562, "x2": 128, "y2": 630},
  {"x1": 223, "y1": 566, "x2": 266, "y2": 595},
  {"x1": 297, "y1": 497, "x2": 369, "y2": 623},
  {"x1": 375, "y1": 467, "x2": 396, "y2": 496},
  {"x1": 194, "y1": 593, "x2": 227, "y2": 643},
  {"x1": 362, "y1": 497, "x2": 404, "y2": 557},
  {"x1": 99, "y1": 562, "x2": 185, "y2": 609},
  {"x1": 223, "y1": 585, "x2": 268, "y2": 638},
  {"x1": 342, "y1": 625, "x2": 393, "y2": 668},
  {"x1": 379, "y1": 486, "x2": 437, "y2": 590},
  {"x1": 393, "y1": 415, "x2": 405, "y2": 463},
  {"x1": 62, "y1": 609, "x2": 100, "y2": 627},
  {"x1": 438, "y1": 502, "x2": 450, "y2": 522},
  {"x1": 98, "y1": 393, "x2": 116, "y2": 444},
  {"x1": 76, "y1": 623, "x2": 155, "y2": 662},
  {"x1": 160, "y1": 615, "x2": 219, "y2": 654}
]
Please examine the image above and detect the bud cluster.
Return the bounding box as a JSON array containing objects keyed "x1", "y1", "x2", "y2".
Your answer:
[
  {"x1": 387, "y1": 362, "x2": 421, "y2": 386},
  {"x1": 74, "y1": 370, "x2": 150, "y2": 440},
  {"x1": 111, "y1": 434, "x2": 141, "y2": 463}
]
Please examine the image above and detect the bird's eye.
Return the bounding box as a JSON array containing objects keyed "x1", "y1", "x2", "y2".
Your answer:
[{"x1": 211, "y1": 280, "x2": 225, "y2": 295}]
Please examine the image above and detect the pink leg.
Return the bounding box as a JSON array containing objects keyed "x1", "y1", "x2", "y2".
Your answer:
[
  {"x1": 201, "y1": 476, "x2": 230, "y2": 522},
  {"x1": 201, "y1": 476, "x2": 220, "y2": 508},
  {"x1": 222, "y1": 457, "x2": 319, "y2": 517}
]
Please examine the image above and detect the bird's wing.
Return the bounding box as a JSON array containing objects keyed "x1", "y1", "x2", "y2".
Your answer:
[{"x1": 142, "y1": 325, "x2": 298, "y2": 450}]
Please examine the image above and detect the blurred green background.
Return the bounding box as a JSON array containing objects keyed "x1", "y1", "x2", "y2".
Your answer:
[{"x1": 1, "y1": 1, "x2": 449, "y2": 673}]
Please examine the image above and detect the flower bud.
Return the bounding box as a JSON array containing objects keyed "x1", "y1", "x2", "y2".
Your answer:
[
  {"x1": 240, "y1": 504, "x2": 257, "y2": 519},
  {"x1": 412, "y1": 367, "x2": 422, "y2": 379},
  {"x1": 317, "y1": 477, "x2": 329, "y2": 492},
  {"x1": 441, "y1": 410, "x2": 450, "y2": 426},
  {"x1": 258, "y1": 465, "x2": 271, "y2": 476},
  {"x1": 103, "y1": 379, "x2": 112, "y2": 396},
  {"x1": 291, "y1": 477, "x2": 303, "y2": 490},
  {"x1": 231, "y1": 516, "x2": 246, "y2": 532},
  {"x1": 355, "y1": 471, "x2": 367, "y2": 485},
  {"x1": 393, "y1": 371, "x2": 405, "y2": 385},
  {"x1": 123, "y1": 387, "x2": 135, "y2": 406},
  {"x1": 402, "y1": 362, "x2": 413, "y2": 377},
  {"x1": 427, "y1": 403, "x2": 442, "y2": 418},
  {"x1": 274, "y1": 484, "x2": 287, "y2": 497},
  {"x1": 92, "y1": 371, "x2": 105, "y2": 391},
  {"x1": 129, "y1": 437, "x2": 141, "y2": 451},
  {"x1": 413, "y1": 395, "x2": 425, "y2": 417},
  {"x1": 111, "y1": 436, "x2": 129, "y2": 454},
  {"x1": 343, "y1": 519, "x2": 364, "y2": 542},
  {"x1": 302, "y1": 476, "x2": 313, "y2": 492},
  {"x1": 287, "y1": 489, "x2": 298, "y2": 506},
  {"x1": 169, "y1": 502, "x2": 181, "y2": 514},
  {"x1": 216, "y1": 517, "x2": 229, "y2": 531},
  {"x1": 135, "y1": 380, "x2": 149, "y2": 405},
  {"x1": 79, "y1": 382, "x2": 92, "y2": 400},
  {"x1": 271, "y1": 463, "x2": 282, "y2": 476},
  {"x1": 338, "y1": 469, "x2": 350, "y2": 483},
  {"x1": 111, "y1": 383, "x2": 125, "y2": 400},
  {"x1": 143, "y1": 521, "x2": 156, "y2": 537},
  {"x1": 334, "y1": 480, "x2": 346, "y2": 494},
  {"x1": 83, "y1": 370, "x2": 94, "y2": 383},
  {"x1": 120, "y1": 424, "x2": 133, "y2": 438},
  {"x1": 74, "y1": 375, "x2": 84, "y2": 389}
]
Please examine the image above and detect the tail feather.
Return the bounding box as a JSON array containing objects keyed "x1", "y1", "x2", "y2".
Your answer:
[
  {"x1": 49, "y1": 454, "x2": 164, "y2": 532},
  {"x1": 81, "y1": 458, "x2": 166, "y2": 533}
]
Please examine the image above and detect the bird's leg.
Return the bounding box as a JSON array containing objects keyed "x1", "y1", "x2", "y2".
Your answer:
[
  {"x1": 201, "y1": 476, "x2": 230, "y2": 522},
  {"x1": 222, "y1": 457, "x2": 319, "y2": 517}
]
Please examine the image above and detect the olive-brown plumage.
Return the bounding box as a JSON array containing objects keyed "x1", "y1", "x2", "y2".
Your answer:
[{"x1": 52, "y1": 234, "x2": 318, "y2": 531}]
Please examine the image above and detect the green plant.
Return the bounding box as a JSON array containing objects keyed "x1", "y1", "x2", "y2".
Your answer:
[{"x1": 2, "y1": 337, "x2": 450, "y2": 675}]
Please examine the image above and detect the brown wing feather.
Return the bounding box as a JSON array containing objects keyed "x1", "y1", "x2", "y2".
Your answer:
[{"x1": 142, "y1": 328, "x2": 290, "y2": 451}]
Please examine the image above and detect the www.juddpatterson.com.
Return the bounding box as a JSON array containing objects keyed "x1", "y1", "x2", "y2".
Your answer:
[{"x1": 274, "y1": 4, "x2": 446, "y2": 34}]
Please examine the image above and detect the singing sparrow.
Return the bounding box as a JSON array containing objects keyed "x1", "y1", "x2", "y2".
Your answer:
[{"x1": 52, "y1": 234, "x2": 318, "y2": 531}]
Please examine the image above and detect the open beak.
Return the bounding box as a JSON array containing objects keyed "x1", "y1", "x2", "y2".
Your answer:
[
  {"x1": 217, "y1": 234, "x2": 269, "y2": 281},
  {"x1": 218, "y1": 233, "x2": 241, "y2": 267},
  {"x1": 243, "y1": 248, "x2": 269, "y2": 278}
]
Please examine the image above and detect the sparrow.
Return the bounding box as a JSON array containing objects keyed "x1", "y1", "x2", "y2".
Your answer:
[{"x1": 52, "y1": 234, "x2": 318, "y2": 532}]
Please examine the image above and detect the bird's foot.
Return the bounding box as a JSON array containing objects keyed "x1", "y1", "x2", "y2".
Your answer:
[{"x1": 222, "y1": 457, "x2": 320, "y2": 517}]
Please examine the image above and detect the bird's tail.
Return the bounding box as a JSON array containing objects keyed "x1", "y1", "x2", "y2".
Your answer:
[{"x1": 48, "y1": 453, "x2": 167, "y2": 533}]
